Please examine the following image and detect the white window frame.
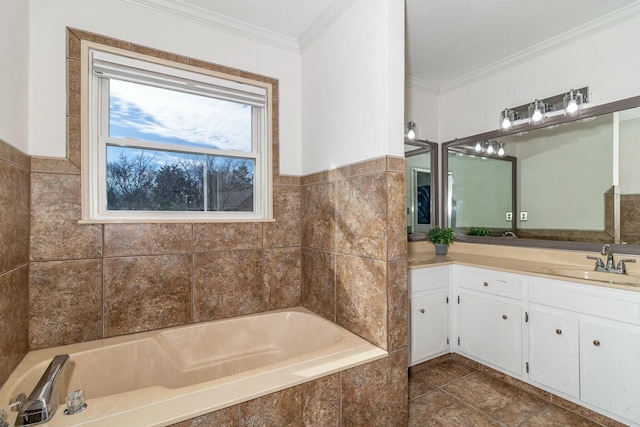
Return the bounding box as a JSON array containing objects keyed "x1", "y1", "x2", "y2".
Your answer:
[{"x1": 80, "y1": 41, "x2": 273, "y2": 223}]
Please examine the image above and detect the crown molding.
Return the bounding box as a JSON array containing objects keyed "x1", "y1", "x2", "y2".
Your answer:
[
  {"x1": 436, "y1": 1, "x2": 640, "y2": 94},
  {"x1": 298, "y1": 0, "x2": 358, "y2": 50},
  {"x1": 123, "y1": 0, "x2": 300, "y2": 53},
  {"x1": 405, "y1": 76, "x2": 440, "y2": 95}
]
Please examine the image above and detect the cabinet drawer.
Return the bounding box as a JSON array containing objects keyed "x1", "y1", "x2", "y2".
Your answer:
[
  {"x1": 458, "y1": 268, "x2": 523, "y2": 300},
  {"x1": 410, "y1": 267, "x2": 449, "y2": 294},
  {"x1": 529, "y1": 278, "x2": 640, "y2": 325}
]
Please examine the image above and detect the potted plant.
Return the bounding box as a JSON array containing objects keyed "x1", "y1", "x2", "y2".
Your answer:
[
  {"x1": 467, "y1": 226, "x2": 490, "y2": 236},
  {"x1": 428, "y1": 226, "x2": 455, "y2": 255}
]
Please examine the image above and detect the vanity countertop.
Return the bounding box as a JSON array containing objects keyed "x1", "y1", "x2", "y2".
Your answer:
[{"x1": 408, "y1": 245, "x2": 640, "y2": 292}]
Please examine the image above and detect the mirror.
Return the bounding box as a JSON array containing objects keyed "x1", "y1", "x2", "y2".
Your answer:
[
  {"x1": 406, "y1": 140, "x2": 438, "y2": 240},
  {"x1": 443, "y1": 96, "x2": 640, "y2": 253}
]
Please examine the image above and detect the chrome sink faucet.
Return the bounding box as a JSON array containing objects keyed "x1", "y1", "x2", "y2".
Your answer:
[
  {"x1": 587, "y1": 244, "x2": 636, "y2": 274},
  {"x1": 12, "y1": 354, "x2": 69, "y2": 426}
]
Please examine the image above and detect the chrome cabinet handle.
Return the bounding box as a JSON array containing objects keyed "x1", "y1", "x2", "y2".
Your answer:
[
  {"x1": 502, "y1": 314, "x2": 508, "y2": 320},
  {"x1": 420, "y1": 309, "x2": 425, "y2": 314},
  {"x1": 556, "y1": 329, "x2": 562, "y2": 335},
  {"x1": 593, "y1": 340, "x2": 600, "y2": 347}
]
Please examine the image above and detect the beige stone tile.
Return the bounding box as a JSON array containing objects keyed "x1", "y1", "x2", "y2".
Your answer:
[
  {"x1": 335, "y1": 173, "x2": 387, "y2": 260},
  {"x1": 302, "y1": 374, "x2": 341, "y2": 426},
  {"x1": 409, "y1": 390, "x2": 503, "y2": 427},
  {"x1": 273, "y1": 174, "x2": 300, "y2": 186},
  {"x1": 419, "y1": 359, "x2": 476, "y2": 388},
  {"x1": 30, "y1": 260, "x2": 102, "y2": 349},
  {"x1": 301, "y1": 171, "x2": 324, "y2": 186},
  {"x1": 67, "y1": 116, "x2": 81, "y2": 168},
  {"x1": 30, "y1": 157, "x2": 80, "y2": 174},
  {"x1": 336, "y1": 254, "x2": 387, "y2": 349},
  {"x1": 104, "y1": 223, "x2": 192, "y2": 257},
  {"x1": 342, "y1": 352, "x2": 408, "y2": 427},
  {"x1": 444, "y1": 371, "x2": 547, "y2": 426},
  {"x1": 263, "y1": 247, "x2": 301, "y2": 310},
  {"x1": 239, "y1": 386, "x2": 302, "y2": 426},
  {"x1": 169, "y1": 406, "x2": 239, "y2": 427},
  {"x1": 103, "y1": 254, "x2": 192, "y2": 337},
  {"x1": 301, "y1": 248, "x2": 335, "y2": 322},
  {"x1": 193, "y1": 223, "x2": 262, "y2": 252},
  {"x1": 67, "y1": 59, "x2": 81, "y2": 117},
  {"x1": 327, "y1": 165, "x2": 349, "y2": 182},
  {"x1": 349, "y1": 157, "x2": 387, "y2": 177},
  {"x1": 551, "y1": 395, "x2": 627, "y2": 427},
  {"x1": 388, "y1": 156, "x2": 406, "y2": 172},
  {"x1": 264, "y1": 185, "x2": 301, "y2": 248},
  {"x1": 387, "y1": 260, "x2": 408, "y2": 351},
  {"x1": 30, "y1": 172, "x2": 102, "y2": 261},
  {"x1": 520, "y1": 405, "x2": 601, "y2": 427},
  {"x1": 409, "y1": 369, "x2": 436, "y2": 400},
  {"x1": 0, "y1": 160, "x2": 29, "y2": 273},
  {"x1": 302, "y1": 181, "x2": 335, "y2": 251},
  {"x1": 67, "y1": 28, "x2": 132, "y2": 56},
  {"x1": 387, "y1": 172, "x2": 408, "y2": 261},
  {"x1": 189, "y1": 58, "x2": 238, "y2": 76},
  {"x1": 193, "y1": 250, "x2": 263, "y2": 322},
  {"x1": 0, "y1": 266, "x2": 29, "y2": 385},
  {"x1": 132, "y1": 44, "x2": 189, "y2": 64}
]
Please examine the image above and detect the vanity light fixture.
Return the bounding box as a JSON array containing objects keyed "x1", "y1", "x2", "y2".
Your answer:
[
  {"x1": 563, "y1": 89, "x2": 585, "y2": 115},
  {"x1": 500, "y1": 108, "x2": 515, "y2": 130},
  {"x1": 404, "y1": 121, "x2": 417, "y2": 141}
]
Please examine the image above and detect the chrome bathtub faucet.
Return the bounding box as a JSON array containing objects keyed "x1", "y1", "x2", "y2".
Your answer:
[
  {"x1": 586, "y1": 244, "x2": 636, "y2": 274},
  {"x1": 13, "y1": 354, "x2": 69, "y2": 426}
]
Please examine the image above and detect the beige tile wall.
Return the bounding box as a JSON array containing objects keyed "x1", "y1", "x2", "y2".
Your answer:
[
  {"x1": 0, "y1": 139, "x2": 30, "y2": 385},
  {"x1": 23, "y1": 28, "x2": 409, "y2": 424}
]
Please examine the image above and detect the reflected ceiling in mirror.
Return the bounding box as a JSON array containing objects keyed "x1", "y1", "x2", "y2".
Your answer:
[{"x1": 442, "y1": 96, "x2": 640, "y2": 253}]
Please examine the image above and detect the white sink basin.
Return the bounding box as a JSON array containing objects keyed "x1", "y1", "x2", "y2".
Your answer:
[{"x1": 541, "y1": 266, "x2": 640, "y2": 287}]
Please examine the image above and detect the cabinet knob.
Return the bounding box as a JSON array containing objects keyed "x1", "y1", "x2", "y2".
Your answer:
[
  {"x1": 420, "y1": 309, "x2": 425, "y2": 314},
  {"x1": 502, "y1": 314, "x2": 508, "y2": 320},
  {"x1": 593, "y1": 340, "x2": 600, "y2": 347},
  {"x1": 556, "y1": 329, "x2": 562, "y2": 335},
  {"x1": 483, "y1": 281, "x2": 489, "y2": 287}
]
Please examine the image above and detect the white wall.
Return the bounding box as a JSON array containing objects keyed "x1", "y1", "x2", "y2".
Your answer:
[
  {"x1": 438, "y1": 14, "x2": 640, "y2": 142},
  {"x1": 27, "y1": 0, "x2": 303, "y2": 175},
  {"x1": 301, "y1": 0, "x2": 404, "y2": 174},
  {"x1": 0, "y1": 0, "x2": 29, "y2": 152},
  {"x1": 404, "y1": 83, "x2": 438, "y2": 142}
]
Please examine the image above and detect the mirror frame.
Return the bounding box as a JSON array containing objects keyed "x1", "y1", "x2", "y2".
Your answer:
[
  {"x1": 406, "y1": 139, "x2": 439, "y2": 239},
  {"x1": 441, "y1": 95, "x2": 640, "y2": 254}
]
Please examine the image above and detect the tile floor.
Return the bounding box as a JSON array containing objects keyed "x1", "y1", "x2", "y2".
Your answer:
[{"x1": 408, "y1": 357, "x2": 623, "y2": 427}]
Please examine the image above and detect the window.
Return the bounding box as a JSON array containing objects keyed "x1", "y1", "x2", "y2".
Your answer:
[{"x1": 81, "y1": 44, "x2": 272, "y2": 222}]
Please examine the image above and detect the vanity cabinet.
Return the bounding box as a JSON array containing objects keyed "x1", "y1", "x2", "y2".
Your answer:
[
  {"x1": 454, "y1": 267, "x2": 524, "y2": 376},
  {"x1": 528, "y1": 305, "x2": 579, "y2": 398},
  {"x1": 409, "y1": 266, "x2": 450, "y2": 365}
]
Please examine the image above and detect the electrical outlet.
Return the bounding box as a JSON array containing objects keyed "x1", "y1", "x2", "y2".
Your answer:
[
  {"x1": 520, "y1": 211, "x2": 528, "y2": 221},
  {"x1": 506, "y1": 212, "x2": 512, "y2": 221}
]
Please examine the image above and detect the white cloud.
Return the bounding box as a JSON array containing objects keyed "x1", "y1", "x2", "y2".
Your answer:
[{"x1": 109, "y1": 79, "x2": 252, "y2": 152}]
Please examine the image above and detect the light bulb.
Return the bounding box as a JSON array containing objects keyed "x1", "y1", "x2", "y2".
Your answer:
[
  {"x1": 501, "y1": 117, "x2": 512, "y2": 130},
  {"x1": 500, "y1": 108, "x2": 514, "y2": 130},
  {"x1": 497, "y1": 143, "x2": 505, "y2": 157},
  {"x1": 474, "y1": 141, "x2": 483, "y2": 153},
  {"x1": 486, "y1": 142, "x2": 495, "y2": 155},
  {"x1": 531, "y1": 108, "x2": 543, "y2": 122},
  {"x1": 407, "y1": 128, "x2": 416, "y2": 140},
  {"x1": 566, "y1": 99, "x2": 579, "y2": 114}
]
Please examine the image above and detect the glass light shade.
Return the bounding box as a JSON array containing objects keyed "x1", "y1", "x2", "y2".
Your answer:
[
  {"x1": 500, "y1": 108, "x2": 514, "y2": 130},
  {"x1": 497, "y1": 142, "x2": 505, "y2": 157},
  {"x1": 474, "y1": 141, "x2": 483, "y2": 153},
  {"x1": 528, "y1": 100, "x2": 545, "y2": 123},
  {"x1": 563, "y1": 89, "x2": 584, "y2": 115},
  {"x1": 405, "y1": 121, "x2": 416, "y2": 140},
  {"x1": 486, "y1": 141, "x2": 495, "y2": 155}
]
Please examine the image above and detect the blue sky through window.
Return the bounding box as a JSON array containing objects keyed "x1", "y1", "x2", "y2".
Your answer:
[{"x1": 109, "y1": 79, "x2": 252, "y2": 152}]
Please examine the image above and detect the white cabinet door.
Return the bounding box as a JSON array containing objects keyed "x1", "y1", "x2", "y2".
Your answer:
[
  {"x1": 410, "y1": 292, "x2": 448, "y2": 364},
  {"x1": 580, "y1": 318, "x2": 640, "y2": 424},
  {"x1": 458, "y1": 292, "x2": 522, "y2": 375},
  {"x1": 528, "y1": 305, "x2": 579, "y2": 398}
]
